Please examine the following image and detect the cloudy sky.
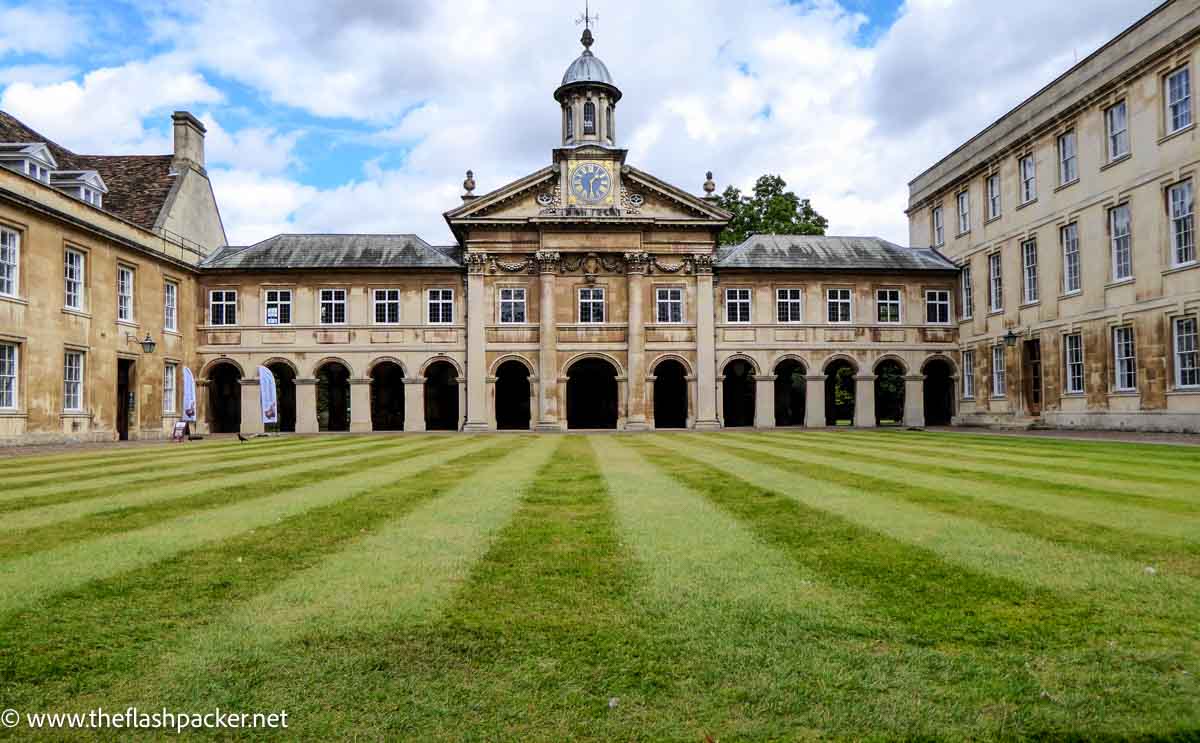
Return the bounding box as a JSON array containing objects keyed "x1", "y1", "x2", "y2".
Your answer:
[{"x1": 0, "y1": 0, "x2": 1162, "y2": 246}]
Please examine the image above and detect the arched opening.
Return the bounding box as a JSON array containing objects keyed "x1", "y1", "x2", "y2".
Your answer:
[
  {"x1": 424, "y1": 360, "x2": 460, "y2": 431},
  {"x1": 316, "y1": 361, "x2": 351, "y2": 432},
  {"x1": 653, "y1": 359, "x2": 688, "y2": 429},
  {"x1": 825, "y1": 359, "x2": 856, "y2": 426},
  {"x1": 774, "y1": 359, "x2": 806, "y2": 427},
  {"x1": 722, "y1": 359, "x2": 756, "y2": 428},
  {"x1": 495, "y1": 360, "x2": 531, "y2": 430},
  {"x1": 583, "y1": 101, "x2": 596, "y2": 135},
  {"x1": 874, "y1": 359, "x2": 906, "y2": 426},
  {"x1": 566, "y1": 358, "x2": 618, "y2": 429},
  {"x1": 266, "y1": 362, "x2": 296, "y2": 433},
  {"x1": 370, "y1": 361, "x2": 405, "y2": 431},
  {"x1": 207, "y1": 362, "x2": 241, "y2": 434},
  {"x1": 923, "y1": 358, "x2": 956, "y2": 426}
]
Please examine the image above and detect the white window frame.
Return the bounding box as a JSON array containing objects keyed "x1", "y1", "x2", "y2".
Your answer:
[
  {"x1": 319, "y1": 288, "x2": 347, "y2": 325},
  {"x1": 209, "y1": 289, "x2": 237, "y2": 326},
  {"x1": 498, "y1": 287, "x2": 527, "y2": 324},
  {"x1": 991, "y1": 345, "x2": 1006, "y2": 398},
  {"x1": 931, "y1": 206, "x2": 944, "y2": 247},
  {"x1": 163, "y1": 361, "x2": 177, "y2": 414},
  {"x1": 1175, "y1": 316, "x2": 1199, "y2": 389},
  {"x1": 1019, "y1": 155, "x2": 1037, "y2": 204},
  {"x1": 63, "y1": 351, "x2": 84, "y2": 412},
  {"x1": 64, "y1": 248, "x2": 85, "y2": 311},
  {"x1": 956, "y1": 191, "x2": 970, "y2": 234},
  {"x1": 988, "y1": 252, "x2": 1003, "y2": 312},
  {"x1": 1064, "y1": 333, "x2": 1084, "y2": 395},
  {"x1": 427, "y1": 288, "x2": 454, "y2": 325},
  {"x1": 656, "y1": 287, "x2": 684, "y2": 324},
  {"x1": 1105, "y1": 101, "x2": 1129, "y2": 161},
  {"x1": 1166, "y1": 66, "x2": 1192, "y2": 135},
  {"x1": 876, "y1": 288, "x2": 901, "y2": 324},
  {"x1": 264, "y1": 288, "x2": 292, "y2": 326},
  {"x1": 1110, "y1": 204, "x2": 1133, "y2": 282},
  {"x1": 163, "y1": 280, "x2": 178, "y2": 332},
  {"x1": 775, "y1": 288, "x2": 803, "y2": 324},
  {"x1": 960, "y1": 266, "x2": 973, "y2": 320},
  {"x1": 925, "y1": 289, "x2": 951, "y2": 325},
  {"x1": 1021, "y1": 238, "x2": 1039, "y2": 304},
  {"x1": 961, "y1": 349, "x2": 975, "y2": 399},
  {"x1": 578, "y1": 286, "x2": 605, "y2": 324},
  {"x1": 0, "y1": 342, "x2": 16, "y2": 410},
  {"x1": 373, "y1": 288, "x2": 401, "y2": 325},
  {"x1": 0, "y1": 226, "x2": 17, "y2": 297},
  {"x1": 1057, "y1": 130, "x2": 1077, "y2": 185},
  {"x1": 117, "y1": 266, "x2": 135, "y2": 323},
  {"x1": 826, "y1": 288, "x2": 852, "y2": 324},
  {"x1": 986, "y1": 174, "x2": 1001, "y2": 220},
  {"x1": 1113, "y1": 326, "x2": 1137, "y2": 392},
  {"x1": 725, "y1": 288, "x2": 751, "y2": 324},
  {"x1": 1061, "y1": 223, "x2": 1081, "y2": 294},
  {"x1": 1169, "y1": 180, "x2": 1195, "y2": 267}
]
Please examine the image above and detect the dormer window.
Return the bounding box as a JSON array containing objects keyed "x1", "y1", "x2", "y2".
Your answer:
[
  {"x1": 583, "y1": 101, "x2": 596, "y2": 135},
  {"x1": 0, "y1": 142, "x2": 57, "y2": 184},
  {"x1": 81, "y1": 188, "x2": 102, "y2": 208},
  {"x1": 25, "y1": 160, "x2": 49, "y2": 183},
  {"x1": 49, "y1": 170, "x2": 107, "y2": 208}
]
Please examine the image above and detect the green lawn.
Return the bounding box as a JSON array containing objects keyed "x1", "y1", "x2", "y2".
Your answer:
[{"x1": 1, "y1": 431, "x2": 1197, "y2": 741}]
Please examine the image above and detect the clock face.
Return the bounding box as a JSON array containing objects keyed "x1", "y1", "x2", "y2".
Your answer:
[{"x1": 570, "y1": 162, "x2": 612, "y2": 204}]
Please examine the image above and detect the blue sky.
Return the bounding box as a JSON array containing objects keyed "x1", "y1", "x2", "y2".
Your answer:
[{"x1": 0, "y1": 0, "x2": 1160, "y2": 245}]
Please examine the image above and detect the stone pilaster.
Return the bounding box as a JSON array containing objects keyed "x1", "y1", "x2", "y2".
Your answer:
[
  {"x1": 753, "y1": 374, "x2": 776, "y2": 428},
  {"x1": 624, "y1": 251, "x2": 649, "y2": 430},
  {"x1": 902, "y1": 375, "x2": 925, "y2": 428},
  {"x1": 403, "y1": 377, "x2": 426, "y2": 432},
  {"x1": 239, "y1": 378, "x2": 264, "y2": 435},
  {"x1": 463, "y1": 252, "x2": 489, "y2": 432},
  {"x1": 535, "y1": 251, "x2": 561, "y2": 431},
  {"x1": 295, "y1": 378, "x2": 319, "y2": 433},
  {"x1": 693, "y1": 254, "x2": 720, "y2": 429},
  {"x1": 804, "y1": 374, "x2": 826, "y2": 428},
  {"x1": 854, "y1": 374, "x2": 877, "y2": 428},
  {"x1": 194, "y1": 379, "x2": 210, "y2": 435},
  {"x1": 349, "y1": 378, "x2": 371, "y2": 432}
]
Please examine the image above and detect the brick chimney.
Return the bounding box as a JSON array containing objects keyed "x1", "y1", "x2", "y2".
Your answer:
[{"x1": 171, "y1": 111, "x2": 206, "y2": 172}]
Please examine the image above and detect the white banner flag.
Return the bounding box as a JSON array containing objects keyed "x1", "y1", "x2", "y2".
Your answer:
[
  {"x1": 181, "y1": 367, "x2": 197, "y2": 422},
  {"x1": 258, "y1": 365, "x2": 278, "y2": 424}
]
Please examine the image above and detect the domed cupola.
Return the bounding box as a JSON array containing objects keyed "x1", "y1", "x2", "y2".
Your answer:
[{"x1": 554, "y1": 27, "x2": 621, "y2": 147}]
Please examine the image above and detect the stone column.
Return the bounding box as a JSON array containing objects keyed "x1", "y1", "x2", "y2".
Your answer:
[
  {"x1": 617, "y1": 375, "x2": 628, "y2": 430},
  {"x1": 645, "y1": 373, "x2": 656, "y2": 429},
  {"x1": 194, "y1": 379, "x2": 210, "y2": 435},
  {"x1": 754, "y1": 374, "x2": 776, "y2": 428},
  {"x1": 854, "y1": 374, "x2": 877, "y2": 428},
  {"x1": 239, "y1": 378, "x2": 264, "y2": 435},
  {"x1": 535, "y1": 251, "x2": 561, "y2": 431},
  {"x1": 295, "y1": 378, "x2": 319, "y2": 433},
  {"x1": 686, "y1": 374, "x2": 697, "y2": 429},
  {"x1": 463, "y1": 253, "x2": 489, "y2": 432},
  {"x1": 804, "y1": 374, "x2": 826, "y2": 428},
  {"x1": 624, "y1": 252, "x2": 649, "y2": 430},
  {"x1": 902, "y1": 374, "x2": 925, "y2": 428},
  {"x1": 458, "y1": 379, "x2": 467, "y2": 431},
  {"x1": 349, "y1": 378, "x2": 371, "y2": 432},
  {"x1": 403, "y1": 377, "x2": 426, "y2": 431},
  {"x1": 693, "y1": 254, "x2": 720, "y2": 429}
]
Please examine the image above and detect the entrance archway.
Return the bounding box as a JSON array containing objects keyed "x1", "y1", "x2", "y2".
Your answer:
[
  {"x1": 495, "y1": 360, "x2": 531, "y2": 430},
  {"x1": 316, "y1": 361, "x2": 351, "y2": 432},
  {"x1": 874, "y1": 359, "x2": 906, "y2": 426},
  {"x1": 824, "y1": 359, "x2": 856, "y2": 426},
  {"x1": 424, "y1": 360, "x2": 460, "y2": 430},
  {"x1": 722, "y1": 358, "x2": 755, "y2": 428},
  {"x1": 370, "y1": 361, "x2": 405, "y2": 431},
  {"x1": 207, "y1": 362, "x2": 241, "y2": 433},
  {"x1": 774, "y1": 359, "x2": 806, "y2": 426},
  {"x1": 566, "y1": 357, "x2": 618, "y2": 429},
  {"x1": 652, "y1": 359, "x2": 688, "y2": 429},
  {"x1": 923, "y1": 358, "x2": 955, "y2": 425},
  {"x1": 267, "y1": 362, "x2": 297, "y2": 433}
]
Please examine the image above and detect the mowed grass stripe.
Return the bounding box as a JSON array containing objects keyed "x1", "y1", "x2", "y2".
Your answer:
[
  {"x1": 749, "y1": 431, "x2": 1199, "y2": 512},
  {"x1": 644, "y1": 436, "x2": 1197, "y2": 640},
  {"x1": 780, "y1": 429, "x2": 1200, "y2": 488},
  {"x1": 0, "y1": 436, "x2": 493, "y2": 616},
  {"x1": 884, "y1": 429, "x2": 1200, "y2": 466},
  {"x1": 3, "y1": 434, "x2": 372, "y2": 490},
  {"x1": 0, "y1": 435, "x2": 398, "y2": 513},
  {"x1": 0, "y1": 438, "x2": 524, "y2": 707},
  {"x1": 85, "y1": 437, "x2": 560, "y2": 720},
  {"x1": 0, "y1": 437, "x2": 450, "y2": 559},
  {"x1": 721, "y1": 433, "x2": 1200, "y2": 577}
]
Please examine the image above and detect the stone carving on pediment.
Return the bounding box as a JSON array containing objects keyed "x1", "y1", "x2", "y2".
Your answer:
[
  {"x1": 560, "y1": 251, "x2": 625, "y2": 283},
  {"x1": 619, "y1": 187, "x2": 644, "y2": 215},
  {"x1": 536, "y1": 178, "x2": 563, "y2": 214}
]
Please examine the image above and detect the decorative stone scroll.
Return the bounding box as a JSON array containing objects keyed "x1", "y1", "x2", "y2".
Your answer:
[
  {"x1": 619, "y1": 187, "x2": 644, "y2": 214},
  {"x1": 465, "y1": 252, "x2": 489, "y2": 274},
  {"x1": 623, "y1": 251, "x2": 650, "y2": 274},
  {"x1": 534, "y1": 251, "x2": 561, "y2": 273}
]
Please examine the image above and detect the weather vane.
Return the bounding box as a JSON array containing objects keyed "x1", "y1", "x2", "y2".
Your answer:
[{"x1": 575, "y1": 0, "x2": 598, "y2": 31}]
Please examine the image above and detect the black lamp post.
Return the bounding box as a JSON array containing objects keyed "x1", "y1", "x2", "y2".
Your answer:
[
  {"x1": 126, "y1": 332, "x2": 157, "y2": 354},
  {"x1": 1003, "y1": 328, "x2": 1020, "y2": 348}
]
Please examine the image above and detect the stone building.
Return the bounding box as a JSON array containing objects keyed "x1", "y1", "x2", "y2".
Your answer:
[{"x1": 907, "y1": 0, "x2": 1199, "y2": 432}]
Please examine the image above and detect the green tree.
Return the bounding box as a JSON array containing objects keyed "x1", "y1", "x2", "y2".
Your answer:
[{"x1": 715, "y1": 174, "x2": 828, "y2": 245}]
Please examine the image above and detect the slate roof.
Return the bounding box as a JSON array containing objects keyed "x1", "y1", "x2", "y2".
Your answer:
[
  {"x1": 716, "y1": 235, "x2": 958, "y2": 272},
  {"x1": 0, "y1": 111, "x2": 176, "y2": 230},
  {"x1": 202, "y1": 234, "x2": 463, "y2": 270}
]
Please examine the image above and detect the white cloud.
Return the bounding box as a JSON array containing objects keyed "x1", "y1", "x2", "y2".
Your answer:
[
  {"x1": 199, "y1": 115, "x2": 302, "y2": 174},
  {"x1": 0, "y1": 64, "x2": 77, "y2": 86},
  {"x1": 0, "y1": 5, "x2": 84, "y2": 58}
]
